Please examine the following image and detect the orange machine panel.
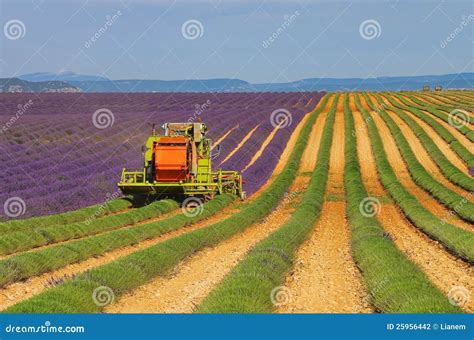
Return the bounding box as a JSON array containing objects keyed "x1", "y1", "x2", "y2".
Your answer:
[{"x1": 154, "y1": 137, "x2": 189, "y2": 182}]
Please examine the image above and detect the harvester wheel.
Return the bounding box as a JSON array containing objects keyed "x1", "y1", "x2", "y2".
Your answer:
[
  {"x1": 132, "y1": 194, "x2": 150, "y2": 207},
  {"x1": 146, "y1": 164, "x2": 154, "y2": 183}
]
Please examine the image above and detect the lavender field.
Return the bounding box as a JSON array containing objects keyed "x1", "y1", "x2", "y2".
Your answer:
[{"x1": 0, "y1": 92, "x2": 323, "y2": 219}]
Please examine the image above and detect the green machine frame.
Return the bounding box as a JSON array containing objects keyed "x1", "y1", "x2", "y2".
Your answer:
[{"x1": 118, "y1": 123, "x2": 245, "y2": 200}]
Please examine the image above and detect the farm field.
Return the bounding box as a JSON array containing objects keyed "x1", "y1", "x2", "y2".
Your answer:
[
  {"x1": 0, "y1": 92, "x2": 322, "y2": 218},
  {"x1": 0, "y1": 90, "x2": 473, "y2": 314}
]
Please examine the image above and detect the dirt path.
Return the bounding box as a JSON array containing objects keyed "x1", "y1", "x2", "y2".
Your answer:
[
  {"x1": 445, "y1": 93, "x2": 474, "y2": 105},
  {"x1": 382, "y1": 101, "x2": 473, "y2": 200},
  {"x1": 277, "y1": 95, "x2": 371, "y2": 313},
  {"x1": 243, "y1": 107, "x2": 300, "y2": 172},
  {"x1": 0, "y1": 207, "x2": 182, "y2": 260},
  {"x1": 352, "y1": 94, "x2": 473, "y2": 312},
  {"x1": 411, "y1": 94, "x2": 452, "y2": 112},
  {"x1": 416, "y1": 93, "x2": 452, "y2": 106},
  {"x1": 403, "y1": 95, "x2": 452, "y2": 115},
  {"x1": 361, "y1": 95, "x2": 474, "y2": 233},
  {"x1": 350, "y1": 95, "x2": 386, "y2": 197},
  {"x1": 379, "y1": 94, "x2": 467, "y2": 171},
  {"x1": 0, "y1": 204, "x2": 240, "y2": 311},
  {"x1": 0, "y1": 98, "x2": 326, "y2": 311},
  {"x1": 300, "y1": 95, "x2": 334, "y2": 173},
  {"x1": 377, "y1": 203, "x2": 474, "y2": 313},
  {"x1": 252, "y1": 96, "x2": 329, "y2": 199},
  {"x1": 106, "y1": 176, "x2": 310, "y2": 313},
  {"x1": 105, "y1": 99, "x2": 331, "y2": 313},
  {"x1": 438, "y1": 92, "x2": 474, "y2": 105},
  {"x1": 212, "y1": 124, "x2": 239, "y2": 150},
  {"x1": 326, "y1": 95, "x2": 345, "y2": 197},
  {"x1": 395, "y1": 94, "x2": 473, "y2": 150},
  {"x1": 411, "y1": 94, "x2": 474, "y2": 124},
  {"x1": 219, "y1": 124, "x2": 260, "y2": 165}
]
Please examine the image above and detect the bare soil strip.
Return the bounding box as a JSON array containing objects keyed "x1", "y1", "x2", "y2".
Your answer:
[
  {"x1": 439, "y1": 92, "x2": 474, "y2": 105},
  {"x1": 351, "y1": 98, "x2": 473, "y2": 313},
  {"x1": 0, "y1": 204, "x2": 239, "y2": 311},
  {"x1": 252, "y1": 98, "x2": 328, "y2": 199},
  {"x1": 106, "y1": 99, "x2": 331, "y2": 313},
  {"x1": 417, "y1": 94, "x2": 453, "y2": 105},
  {"x1": 0, "y1": 99, "x2": 324, "y2": 311},
  {"x1": 395, "y1": 94, "x2": 473, "y2": 149},
  {"x1": 445, "y1": 93, "x2": 474, "y2": 105},
  {"x1": 378, "y1": 95, "x2": 467, "y2": 171},
  {"x1": 277, "y1": 200, "x2": 372, "y2": 313},
  {"x1": 350, "y1": 96, "x2": 385, "y2": 197},
  {"x1": 411, "y1": 94, "x2": 474, "y2": 123},
  {"x1": 415, "y1": 94, "x2": 458, "y2": 108},
  {"x1": 383, "y1": 102, "x2": 473, "y2": 199},
  {"x1": 0, "y1": 208, "x2": 182, "y2": 260},
  {"x1": 242, "y1": 125, "x2": 284, "y2": 172},
  {"x1": 300, "y1": 95, "x2": 335, "y2": 173},
  {"x1": 219, "y1": 124, "x2": 260, "y2": 165},
  {"x1": 277, "y1": 95, "x2": 371, "y2": 313},
  {"x1": 242, "y1": 120, "x2": 287, "y2": 172},
  {"x1": 212, "y1": 124, "x2": 239, "y2": 150},
  {"x1": 361, "y1": 95, "x2": 474, "y2": 233},
  {"x1": 106, "y1": 177, "x2": 310, "y2": 313},
  {"x1": 377, "y1": 203, "x2": 474, "y2": 313}
]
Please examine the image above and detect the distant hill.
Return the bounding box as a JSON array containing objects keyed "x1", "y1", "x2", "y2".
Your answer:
[
  {"x1": 5, "y1": 72, "x2": 474, "y2": 92},
  {"x1": 18, "y1": 71, "x2": 109, "y2": 83},
  {"x1": 252, "y1": 73, "x2": 474, "y2": 92},
  {"x1": 68, "y1": 78, "x2": 250, "y2": 93},
  {"x1": 70, "y1": 73, "x2": 474, "y2": 92},
  {"x1": 0, "y1": 78, "x2": 81, "y2": 93}
]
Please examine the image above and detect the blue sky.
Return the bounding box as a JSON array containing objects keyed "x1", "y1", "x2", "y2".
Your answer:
[{"x1": 0, "y1": 0, "x2": 472, "y2": 82}]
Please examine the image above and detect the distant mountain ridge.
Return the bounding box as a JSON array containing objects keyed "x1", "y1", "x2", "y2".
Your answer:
[
  {"x1": 5, "y1": 72, "x2": 473, "y2": 93},
  {"x1": 19, "y1": 72, "x2": 109, "y2": 83},
  {"x1": 0, "y1": 78, "x2": 81, "y2": 93},
  {"x1": 252, "y1": 73, "x2": 474, "y2": 92},
  {"x1": 69, "y1": 78, "x2": 251, "y2": 93}
]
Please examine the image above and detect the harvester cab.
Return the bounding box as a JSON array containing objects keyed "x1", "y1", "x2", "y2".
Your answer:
[{"x1": 118, "y1": 122, "x2": 246, "y2": 201}]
